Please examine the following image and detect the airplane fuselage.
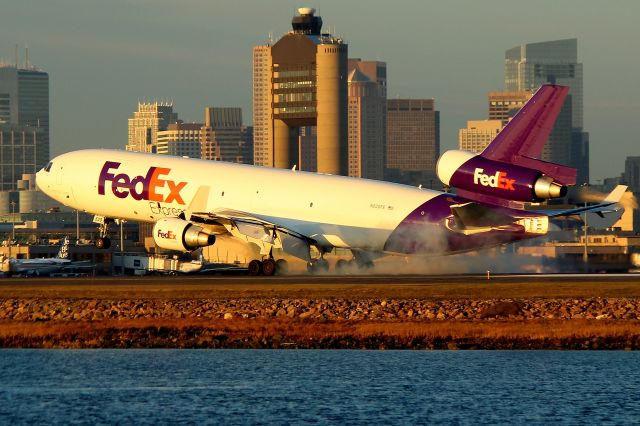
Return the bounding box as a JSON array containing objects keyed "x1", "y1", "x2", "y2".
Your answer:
[{"x1": 37, "y1": 149, "x2": 546, "y2": 256}]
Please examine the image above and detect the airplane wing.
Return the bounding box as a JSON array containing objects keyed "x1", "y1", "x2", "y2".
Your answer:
[
  {"x1": 180, "y1": 185, "x2": 319, "y2": 260},
  {"x1": 190, "y1": 209, "x2": 316, "y2": 260},
  {"x1": 539, "y1": 185, "x2": 628, "y2": 218}
]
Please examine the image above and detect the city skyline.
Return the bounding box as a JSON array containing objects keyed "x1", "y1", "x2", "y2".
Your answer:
[{"x1": 2, "y1": 0, "x2": 639, "y2": 181}]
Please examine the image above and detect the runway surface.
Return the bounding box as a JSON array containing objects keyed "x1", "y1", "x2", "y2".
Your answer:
[{"x1": 0, "y1": 273, "x2": 638, "y2": 300}]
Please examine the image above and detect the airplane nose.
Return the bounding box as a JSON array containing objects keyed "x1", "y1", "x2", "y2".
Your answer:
[
  {"x1": 36, "y1": 159, "x2": 73, "y2": 205},
  {"x1": 35, "y1": 168, "x2": 46, "y2": 191}
]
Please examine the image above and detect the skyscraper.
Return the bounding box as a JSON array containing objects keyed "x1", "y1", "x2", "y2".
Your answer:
[
  {"x1": 459, "y1": 120, "x2": 502, "y2": 153},
  {"x1": 0, "y1": 62, "x2": 49, "y2": 190},
  {"x1": 201, "y1": 107, "x2": 245, "y2": 163},
  {"x1": 126, "y1": 102, "x2": 178, "y2": 153},
  {"x1": 0, "y1": 125, "x2": 46, "y2": 191},
  {"x1": 347, "y1": 59, "x2": 386, "y2": 180},
  {"x1": 624, "y1": 156, "x2": 640, "y2": 193},
  {"x1": 386, "y1": 99, "x2": 440, "y2": 187},
  {"x1": 252, "y1": 7, "x2": 348, "y2": 174},
  {"x1": 156, "y1": 122, "x2": 203, "y2": 158},
  {"x1": 488, "y1": 90, "x2": 533, "y2": 124},
  {"x1": 504, "y1": 38, "x2": 588, "y2": 183}
]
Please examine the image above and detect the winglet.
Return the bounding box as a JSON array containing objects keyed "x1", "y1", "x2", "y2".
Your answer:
[
  {"x1": 603, "y1": 185, "x2": 628, "y2": 203},
  {"x1": 184, "y1": 186, "x2": 210, "y2": 221}
]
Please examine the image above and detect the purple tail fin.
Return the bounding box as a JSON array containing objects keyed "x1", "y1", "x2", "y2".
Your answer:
[{"x1": 481, "y1": 84, "x2": 576, "y2": 185}]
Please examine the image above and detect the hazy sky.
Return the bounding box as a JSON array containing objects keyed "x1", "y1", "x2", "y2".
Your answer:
[{"x1": 2, "y1": 0, "x2": 639, "y2": 182}]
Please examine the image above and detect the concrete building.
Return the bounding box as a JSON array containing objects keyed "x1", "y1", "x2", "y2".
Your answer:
[
  {"x1": 623, "y1": 157, "x2": 640, "y2": 193},
  {"x1": 459, "y1": 120, "x2": 503, "y2": 153},
  {"x1": 297, "y1": 126, "x2": 317, "y2": 172},
  {"x1": 201, "y1": 107, "x2": 245, "y2": 163},
  {"x1": 126, "y1": 102, "x2": 178, "y2": 153},
  {"x1": 240, "y1": 126, "x2": 254, "y2": 165},
  {"x1": 504, "y1": 38, "x2": 588, "y2": 183},
  {"x1": 0, "y1": 63, "x2": 49, "y2": 134},
  {"x1": 156, "y1": 122, "x2": 203, "y2": 158},
  {"x1": 385, "y1": 99, "x2": 440, "y2": 187},
  {"x1": 0, "y1": 62, "x2": 50, "y2": 190},
  {"x1": 0, "y1": 124, "x2": 47, "y2": 191},
  {"x1": 505, "y1": 39, "x2": 582, "y2": 127},
  {"x1": 488, "y1": 91, "x2": 532, "y2": 123},
  {"x1": 517, "y1": 233, "x2": 640, "y2": 273},
  {"x1": 347, "y1": 60, "x2": 386, "y2": 180},
  {"x1": 252, "y1": 7, "x2": 348, "y2": 174}
]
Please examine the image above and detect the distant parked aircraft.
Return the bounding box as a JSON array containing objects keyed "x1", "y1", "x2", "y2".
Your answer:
[
  {"x1": 1, "y1": 237, "x2": 93, "y2": 276},
  {"x1": 36, "y1": 85, "x2": 626, "y2": 276}
]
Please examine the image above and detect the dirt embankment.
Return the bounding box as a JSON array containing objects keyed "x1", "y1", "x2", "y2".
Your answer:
[{"x1": 1, "y1": 296, "x2": 640, "y2": 349}]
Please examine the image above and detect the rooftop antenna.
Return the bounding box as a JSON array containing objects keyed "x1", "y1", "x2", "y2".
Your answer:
[
  {"x1": 14, "y1": 44, "x2": 19, "y2": 68},
  {"x1": 25, "y1": 44, "x2": 29, "y2": 69}
]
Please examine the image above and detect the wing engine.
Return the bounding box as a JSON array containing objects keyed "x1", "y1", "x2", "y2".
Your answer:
[{"x1": 153, "y1": 217, "x2": 216, "y2": 252}]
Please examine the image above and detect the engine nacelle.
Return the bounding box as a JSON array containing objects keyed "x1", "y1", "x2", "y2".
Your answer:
[
  {"x1": 437, "y1": 150, "x2": 567, "y2": 202},
  {"x1": 152, "y1": 218, "x2": 215, "y2": 252}
]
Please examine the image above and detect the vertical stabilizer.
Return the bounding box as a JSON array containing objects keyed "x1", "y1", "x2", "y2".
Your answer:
[
  {"x1": 481, "y1": 84, "x2": 576, "y2": 185},
  {"x1": 57, "y1": 237, "x2": 70, "y2": 259}
]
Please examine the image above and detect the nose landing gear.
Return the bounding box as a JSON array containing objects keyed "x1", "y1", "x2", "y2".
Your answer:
[{"x1": 93, "y1": 216, "x2": 113, "y2": 250}]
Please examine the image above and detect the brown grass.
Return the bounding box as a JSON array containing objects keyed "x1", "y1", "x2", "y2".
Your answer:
[{"x1": 2, "y1": 318, "x2": 639, "y2": 341}]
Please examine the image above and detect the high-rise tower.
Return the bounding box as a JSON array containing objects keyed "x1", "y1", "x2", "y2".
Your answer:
[
  {"x1": 386, "y1": 99, "x2": 440, "y2": 187},
  {"x1": 0, "y1": 61, "x2": 49, "y2": 190},
  {"x1": 202, "y1": 107, "x2": 245, "y2": 163},
  {"x1": 252, "y1": 7, "x2": 348, "y2": 174},
  {"x1": 504, "y1": 38, "x2": 589, "y2": 183},
  {"x1": 347, "y1": 59, "x2": 386, "y2": 180},
  {"x1": 126, "y1": 102, "x2": 178, "y2": 153}
]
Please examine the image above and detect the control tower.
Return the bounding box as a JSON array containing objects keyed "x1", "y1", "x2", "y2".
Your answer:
[{"x1": 252, "y1": 8, "x2": 348, "y2": 175}]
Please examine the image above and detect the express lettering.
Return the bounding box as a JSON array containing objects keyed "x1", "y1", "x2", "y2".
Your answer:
[
  {"x1": 473, "y1": 168, "x2": 515, "y2": 191},
  {"x1": 98, "y1": 161, "x2": 187, "y2": 204}
]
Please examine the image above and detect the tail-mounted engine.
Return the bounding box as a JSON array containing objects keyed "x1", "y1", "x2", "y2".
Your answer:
[
  {"x1": 437, "y1": 150, "x2": 567, "y2": 202},
  {"x1": 152, "y1": 217, "x2": 215, "y2": 252}
]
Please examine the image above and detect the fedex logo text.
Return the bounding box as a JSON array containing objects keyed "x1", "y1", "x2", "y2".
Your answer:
[
  {"x1": 157, "y1": 229, "x2": 177, "y2": 240},
  {"x1": 98, "y1": 161, "x2": 187, "y2": 204},
  {"x1": 473, "y1": 168, "x2": 515, "y2": 191}
]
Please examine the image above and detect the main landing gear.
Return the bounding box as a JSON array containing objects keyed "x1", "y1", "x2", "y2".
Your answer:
[
  {"x1": 248, "y1": 258, "x2": 288, "y2": 276},
  {"x1": 306, "y1": 258, "x2": 329, "y2": 274}
]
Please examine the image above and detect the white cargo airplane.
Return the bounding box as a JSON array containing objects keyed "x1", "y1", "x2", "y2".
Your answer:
[{"x1": 36, "y1": 85, "x2": 626, "y2": 275}]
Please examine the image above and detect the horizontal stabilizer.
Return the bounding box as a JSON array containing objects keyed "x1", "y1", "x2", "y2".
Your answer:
[{"x1": 543, "y1": 186, "x2": 629, "y2": 218}]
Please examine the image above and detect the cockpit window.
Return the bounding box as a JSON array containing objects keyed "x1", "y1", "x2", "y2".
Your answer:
[{"x1": 44, "y1": 162, "x2": 53, "y2": 172}]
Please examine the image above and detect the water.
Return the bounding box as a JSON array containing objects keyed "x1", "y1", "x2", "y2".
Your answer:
[{"x1": 0, "y1": 350, "x2": 638, "y2": 424}]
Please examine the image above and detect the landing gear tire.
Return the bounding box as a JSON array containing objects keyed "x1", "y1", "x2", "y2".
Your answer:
[
  {"x1": 95, "y1": 237, "x2": 111, "y2": 250},
  {"x1": 336, "y1": 259, "x2": 349, "y2": 274},
  {"x1": 359, "y1": 260, "x2": 375, "y2": 272},
  {"x1": 248, "y1": 259, "x2": 263, "y2": 276},
  {"x1": 307, "y1": 259, "x2": 329, "y2": 274},
  {"x1": 262, "y1": 259, "x2": 276, "y2": 276},
  {"x1": 275, "y1": 259, "x2": 289, "y2": 275}
]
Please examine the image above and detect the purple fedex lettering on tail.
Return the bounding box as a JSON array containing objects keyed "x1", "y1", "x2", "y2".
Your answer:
[{"x1": 98, "y1": 161, "x2": 187, "y2": 204}]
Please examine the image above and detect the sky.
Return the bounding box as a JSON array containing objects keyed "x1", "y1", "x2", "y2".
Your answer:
[{"x1": 2, "y1": 0, "x2": 639, "y2": 182}]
